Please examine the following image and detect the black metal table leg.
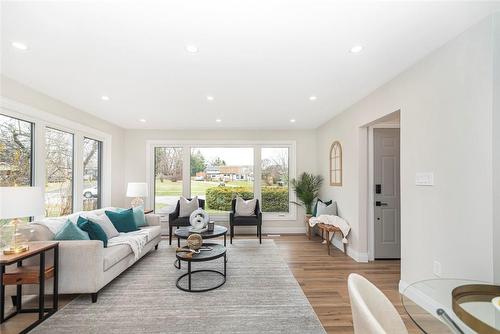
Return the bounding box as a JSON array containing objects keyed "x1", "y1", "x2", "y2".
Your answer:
[
  {"x1": 177, "y1": 237, "x2": 180, "y2": 248},
  {"x1": 16, "y1": 260, "x2": 22, "y2": 313},
  {"x1": 0, "y1": 264, "x2": 5, "y2": 323},
  {"x1": 188, "y1": 262, "x2": 191, "y2": 291},
  {"x1": 224, "y1": 234, "x2": 226, "y2": 247},
  {"x1": 53, "y1": 245, "x2": 58, "y2": 310},
  {"x1": 224, "y1": 254, "x2": 226, "y2": 276},
  {"x1": 38, "y1": 252, "x2": 45, "y2": 320}
]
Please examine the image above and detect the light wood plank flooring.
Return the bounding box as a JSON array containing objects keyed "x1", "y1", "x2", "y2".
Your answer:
[{"x1": 2, "y1": 234, "x2": 421, "y2": 333}]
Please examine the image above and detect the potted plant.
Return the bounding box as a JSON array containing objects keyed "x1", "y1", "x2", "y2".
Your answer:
[{"x1": 291, "y1": 173, "x2": 323, "y2": 234}]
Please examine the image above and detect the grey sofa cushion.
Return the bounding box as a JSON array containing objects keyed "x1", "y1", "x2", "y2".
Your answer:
[
  {"x1": 103, "y1": 244, "x2": 131, "y2": 271},
  {"x1": 140, "y1": 225, "x2": 161, "y2": 239},
  {"x1": 26, "y1": 223, "x2": 55, "y2": 241}
]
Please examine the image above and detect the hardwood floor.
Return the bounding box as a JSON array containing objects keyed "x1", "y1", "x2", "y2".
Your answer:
[
  {"x1": 1, "y1": 234, "x2": 421, "y2": 333},
  {"x1": 273, "y1": 234, "x2": 420, "y2": 333}
]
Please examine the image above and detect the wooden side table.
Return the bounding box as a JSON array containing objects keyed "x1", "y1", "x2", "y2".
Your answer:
[
  {"x1": 317, "y1": 223, "x2": 346, "y2": 255},
  {"x1": 0, "y1": 241, "x2": 59, "y2": 333}
]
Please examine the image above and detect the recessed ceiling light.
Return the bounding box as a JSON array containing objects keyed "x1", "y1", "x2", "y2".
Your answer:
[
  {"x1": 185, "y1": 45, "x2": 198, "y2": 53},
  {"x1": 101, "y1": 95, "x2": 110, "y2": 101},
  {"x1": 206, "y1": 95, "x2": 215, "y2": 101},
  {"x1": 350, "y1": 45, "x2": 363, "y2": 53},
  {"x1": 215, "y1": 119, "x2": 222, "y2": 123},
  {"x1": 11, "y1": 41, "x2": 28, "y2": 50},
  {"x1": 139, "y1": 119, "x2": 146, "y2": 123},
  {"x1": 309, "y1": 96, "x2": 317, "y2": 101},
  {"x1": 290, "y1": 119, "x2": 296, "y2": 123}
]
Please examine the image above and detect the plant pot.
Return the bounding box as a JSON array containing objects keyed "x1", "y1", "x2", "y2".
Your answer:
[{"x1": 305, "y1": 214, "x2": 312, "y2": 239}]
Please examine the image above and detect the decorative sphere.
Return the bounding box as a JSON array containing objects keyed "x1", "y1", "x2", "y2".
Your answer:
[{"x1": 187, "y1": 234, "x2": 203, "y2": 250}]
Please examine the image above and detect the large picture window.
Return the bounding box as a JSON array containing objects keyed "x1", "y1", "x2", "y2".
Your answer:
[
  {"x1": 190, "y1": 147, "x2": 254, "y2": 213},
  {"x1": 45, "y1": 127, "x2": 74, "y2": 217},
  {"x1": 149, "y1": 141, "x2": 295, "y2": 220},
  {"x1": 2, "y1": 101, "x2": 111, "y2": 218},
  {"x1": 154, "y1": 147, "x2": 183, "y2": 214},
  {"x1": 83, "y1": 137, "x2": 102, "y2": 211}
]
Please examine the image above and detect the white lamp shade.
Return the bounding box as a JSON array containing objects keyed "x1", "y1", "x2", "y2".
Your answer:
[
  {"x1": 126, "y1": 182, "x2": 149, "y2": 197},
  {"x1": 0, "y1": 187, "x2": 44, "y2": 219}
]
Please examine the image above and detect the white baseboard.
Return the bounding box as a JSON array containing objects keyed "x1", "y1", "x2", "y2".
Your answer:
[{"x1": 330, "y1": 238, "x2": 369, "y2": 263}]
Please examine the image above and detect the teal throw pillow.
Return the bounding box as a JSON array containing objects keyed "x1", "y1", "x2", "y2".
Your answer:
[
  {"x1": 77, "y1": 216, "x2": 108, "y2": 247},
  {"x1": 54, "y1": 220, "x2": 90, "y2": 241},
  {"x1": 313, "y1": 199, "x2": 332, "y2": 217},
  {"x1": 105, "y1": 208, "x2": 138, "y2": 233},
  {"x1": 132, "y1": 207, "x2": 146, "y2": 227},
  {"x1": 115, "y1": 207, "x2": 146, "y2": 227}
]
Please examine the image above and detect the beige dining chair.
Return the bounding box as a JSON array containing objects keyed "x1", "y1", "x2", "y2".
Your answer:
[{"x1": 348, "y1": 273, "x2": 408, "y2": 334}]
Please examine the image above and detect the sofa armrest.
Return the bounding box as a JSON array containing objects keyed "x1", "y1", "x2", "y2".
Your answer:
[
  {"x1": 57, "y1": 240, "x2": 104, "y2": 293},
  {"x1": 6, "y1": 240, "x2": 104, "y2": 295},
  {"x1": 145, "y1": 213, "x2": 161, "y2": 226}
]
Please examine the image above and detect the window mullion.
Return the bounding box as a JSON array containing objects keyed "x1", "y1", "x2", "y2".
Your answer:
[
  {"x1": 182, "y1": 145, "x2": 191, "y2": 198},
  {"x1": 73, "y1": 133, "x2": 84, "y2": 212},
  {"x1": 254, "y1": 145, "x2": 261, "y2": 202}
]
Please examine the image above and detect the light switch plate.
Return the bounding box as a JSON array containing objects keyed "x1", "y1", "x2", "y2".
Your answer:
[{"x1": 416, "y1": 172, "x2": 434, "y2": 186}]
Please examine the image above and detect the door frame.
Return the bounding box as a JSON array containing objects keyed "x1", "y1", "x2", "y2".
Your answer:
[{"x1": 368, "y1": 124, "x2": 400, "y2": 261}]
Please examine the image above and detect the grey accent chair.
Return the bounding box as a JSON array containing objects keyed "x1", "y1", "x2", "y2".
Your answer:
[{"x1": 229, "y1": 198, "x2": 262, "y2": 244}]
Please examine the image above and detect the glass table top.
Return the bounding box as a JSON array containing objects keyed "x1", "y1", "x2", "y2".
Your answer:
[{"x1": 401, "y1": 279, "x2": 500, "y2": 334}]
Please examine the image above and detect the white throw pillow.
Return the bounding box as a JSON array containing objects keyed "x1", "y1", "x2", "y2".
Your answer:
[
  {"x1": 235, "y1": 197, "x2": 257, "y2": 216},
  {"x1": 179, "y1": 196, "x2": 199, "y2": 217},
  {"x1": 86, "y1": 213, "x2": 120, "y2": 239},
  {"x1": 316, "y1": 201, "x2": 337, "y2": 216}
]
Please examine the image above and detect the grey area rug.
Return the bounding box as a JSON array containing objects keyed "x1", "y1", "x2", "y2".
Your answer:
[{"x1": 31, "y1": 240, "x2": 326, "y2": 334}]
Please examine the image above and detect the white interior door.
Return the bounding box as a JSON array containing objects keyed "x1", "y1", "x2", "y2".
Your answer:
[{"x1": 374, "y1": 128, "x2": 401, "y2": 259}]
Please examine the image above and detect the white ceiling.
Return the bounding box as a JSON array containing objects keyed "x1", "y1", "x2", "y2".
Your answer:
[{"x1": 1, "y1": 1, "x2": 499, "y2": 130}]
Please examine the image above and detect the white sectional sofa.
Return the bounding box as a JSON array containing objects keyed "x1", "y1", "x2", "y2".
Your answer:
[{"x1": 6, "y1": 208, "x2": 162, "y2": 303}]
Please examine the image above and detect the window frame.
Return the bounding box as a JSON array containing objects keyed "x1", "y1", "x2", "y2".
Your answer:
[
  {"x1": 146, "y1": 140, "x2": 296, "y2": 221},
  {"x1": 83, "y1": 136, "x2": 103, "y2": 210},
  {"x1": 45, "y1": 126, "x2": 75, "y2": 216},
  {"x1": 1, "y1": 98, "x2": 112, "y2": 219}
]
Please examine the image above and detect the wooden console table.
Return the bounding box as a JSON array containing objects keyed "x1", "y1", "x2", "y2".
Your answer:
[
  {"x1": 317, "y1": 223, "x2": 346, "y2": 255},
  {"x1": 0, "y1": 241, "x2": 59, "y2": 334}
]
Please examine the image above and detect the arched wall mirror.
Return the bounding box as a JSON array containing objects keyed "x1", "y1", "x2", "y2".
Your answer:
[{"x1": 330, "y1": 141, "x2": 342, "y2": 186}]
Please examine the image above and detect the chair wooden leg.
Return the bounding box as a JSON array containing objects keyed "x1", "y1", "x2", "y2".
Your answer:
[
  {"x1": 326, "y1": 231, "x2": 330, "y2": 255},
  {"x1": 169, "y1": 225, "x2": 173, "y2": 245}
]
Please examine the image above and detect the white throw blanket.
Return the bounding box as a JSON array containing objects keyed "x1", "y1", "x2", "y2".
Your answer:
[
  {"x1": 107, "y1": 229, "x2": 151, "y2": 259},
  {"x1": 309, "y1": 215, "x2": 351, "y2": 244}
]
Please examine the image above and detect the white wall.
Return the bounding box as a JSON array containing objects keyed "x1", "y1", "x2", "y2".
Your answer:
[
  {"x1": 0, "y1": 75, "x2": 128, "y2": 207},
  {"x1": 123, "y1": 129, "x2": 317, "y2": 233},
  {"x1": 316, "y1": 16, "x2": 496, "y2": 283},
  {"x1": 493, "y1": 14, "x2": 500, "y2": 284}
]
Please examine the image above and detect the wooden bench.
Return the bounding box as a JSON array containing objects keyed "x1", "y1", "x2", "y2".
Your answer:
[{"x1": 316, "y1": 223, "x2": 346, "y2": 255}]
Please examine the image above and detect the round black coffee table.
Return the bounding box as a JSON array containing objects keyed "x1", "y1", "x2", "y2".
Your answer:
[
  {"x1": 174, "y1": 225, "x2": 227, "y2": 247},
  {"x1": 175, "y1": 243, "x2": 226, "y2": 292}
]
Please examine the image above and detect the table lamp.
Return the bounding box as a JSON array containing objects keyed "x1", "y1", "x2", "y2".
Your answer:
[
  {"x1": 126, "y1": 182, "x2": 149, "y2": 208},
  {"x1": 0, "y1": 187, "x2": 43, "y2": 255}
]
